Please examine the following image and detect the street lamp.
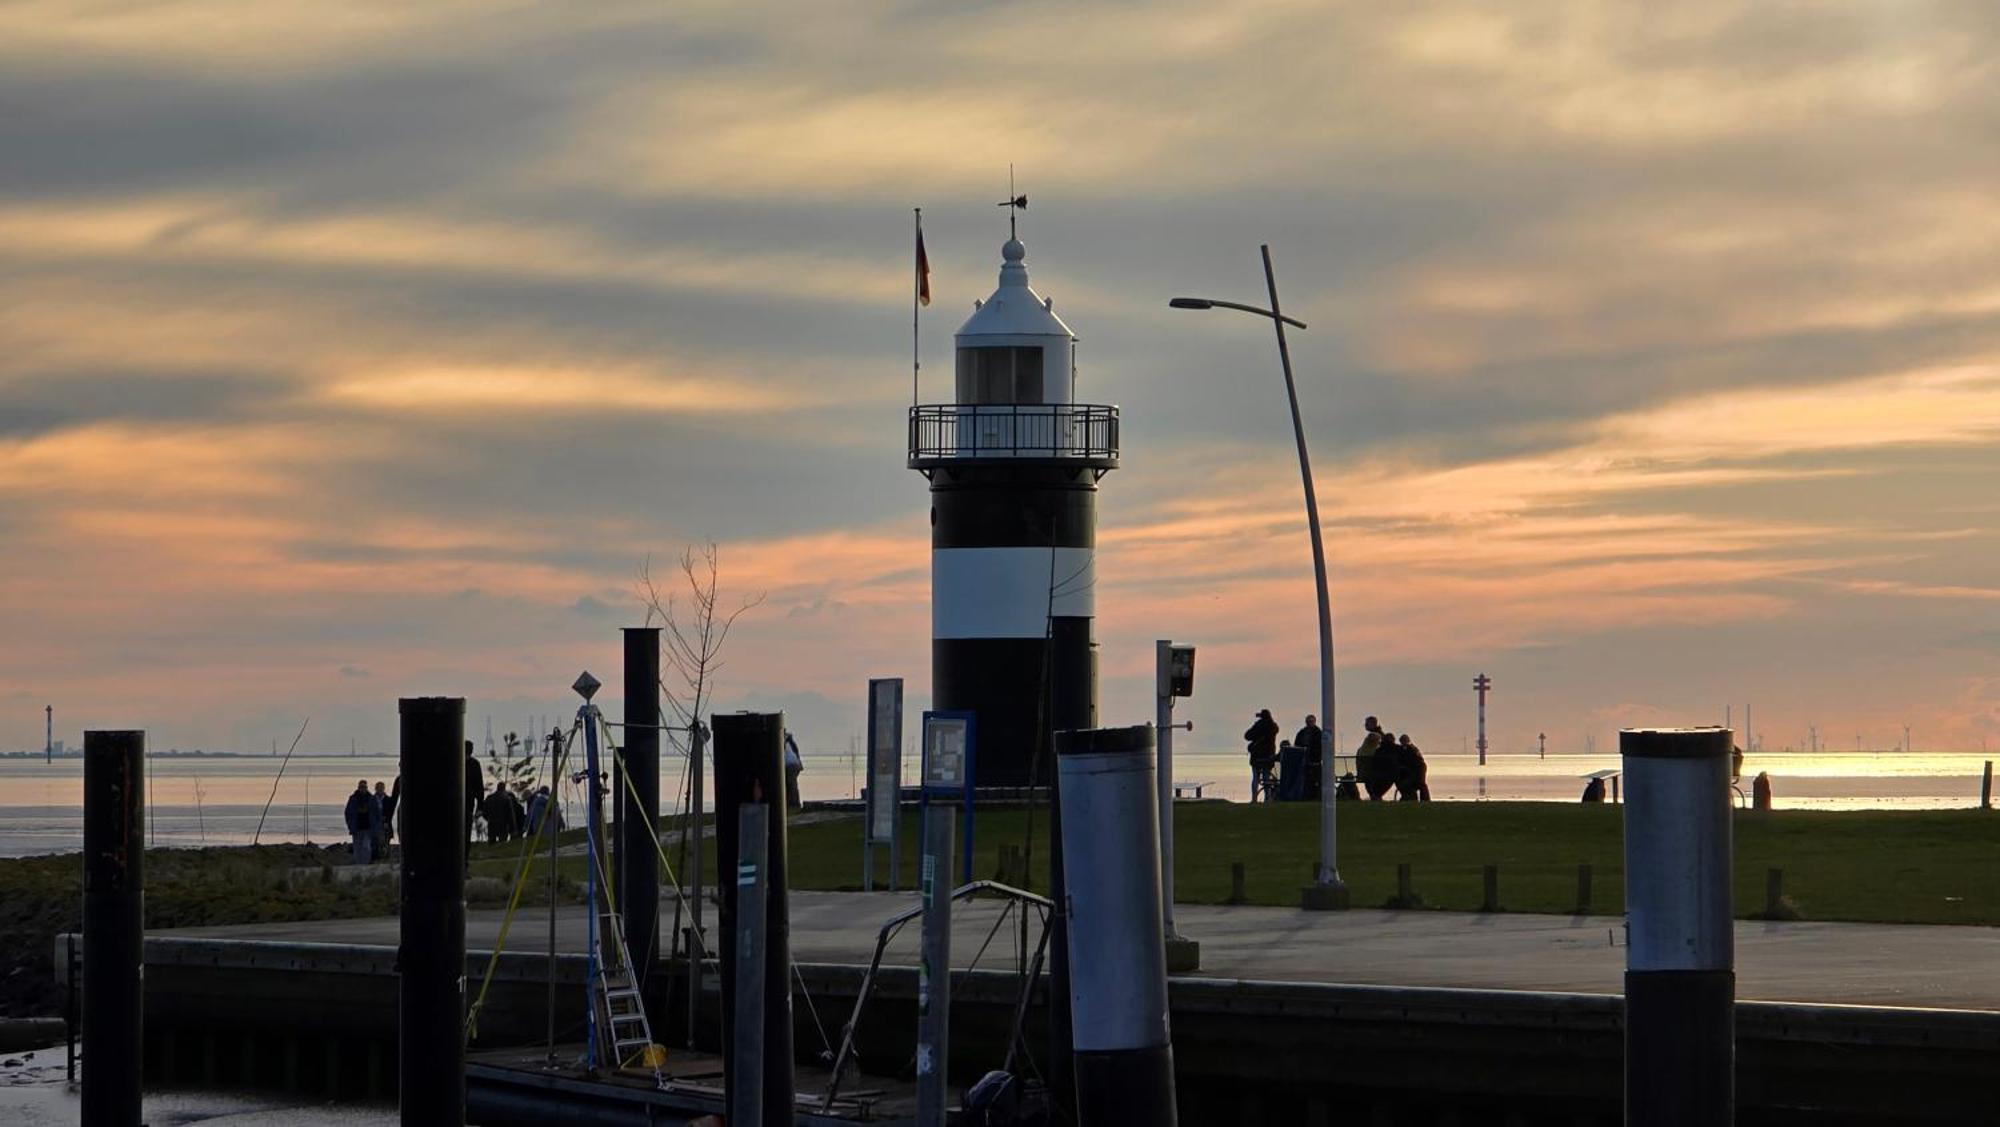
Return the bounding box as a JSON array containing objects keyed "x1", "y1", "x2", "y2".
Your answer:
[{"x1": 1171, "y1": 244, "x2": 1348, "y2": 909}]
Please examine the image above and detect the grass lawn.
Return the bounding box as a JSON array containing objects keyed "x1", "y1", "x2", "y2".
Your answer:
[{"x1": 545, "y1": 802, "x2": 1998, "y2": 927}]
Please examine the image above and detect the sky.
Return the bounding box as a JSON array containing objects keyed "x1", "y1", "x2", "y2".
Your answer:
[{"x1": 2, "y1": 1, "x2": 1996, "y2": 762}]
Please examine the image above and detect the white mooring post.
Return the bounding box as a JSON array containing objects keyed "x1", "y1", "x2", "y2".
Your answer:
[
  {"x1": 1622, "y1": 726, "x2": 1735, "y2": 1127},
  {"x1": 1056, "y1": 724, "x2": 1178, "y2": 1127}
]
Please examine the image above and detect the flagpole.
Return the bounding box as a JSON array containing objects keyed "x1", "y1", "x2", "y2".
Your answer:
[{"x1": 913, "y1": 207, "x2": 922, "y2": 406}]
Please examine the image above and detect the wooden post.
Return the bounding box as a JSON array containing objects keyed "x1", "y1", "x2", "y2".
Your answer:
[
  {"x1": 1765, "y1": 868, "x2": 1784, "y2": 917},
  {"x1": 83, "y1": 730, "x2": 145, "y2": 1127},
  {"x1": 1576, "y1": 863, "x2": 1593, "y2": 915},
  {"x1": 1482, "y1": 864, "x2": 1500, "y2": 913},
  {"x1": 398, "y1": 698, "x2": 467, "y2": 1127},
  {"x1": 1396, "y1": 862, "x2": 1414, "y2": 908},
  {"x1": 619, "y1": 628, "x2": 662, "y2": 1000},
  {"x1": 1229, "y1": 861, "x2": 1247, "y2": 905},
  {"x1": 1981, "y1": 761, "x2": 1992, "y2": 810}
]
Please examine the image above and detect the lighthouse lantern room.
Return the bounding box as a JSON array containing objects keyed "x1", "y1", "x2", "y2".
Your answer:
[{"x1": 910, "y1": 233, "x2": 1119, "y2": 789}]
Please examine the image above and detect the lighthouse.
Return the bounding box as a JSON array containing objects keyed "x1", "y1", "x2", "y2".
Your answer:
[{"x1": 909, "y1": 232, "x2": 1119, "y2": 788}]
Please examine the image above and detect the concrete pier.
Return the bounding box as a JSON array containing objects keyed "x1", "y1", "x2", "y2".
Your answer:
[{"x1": 58, "y1": 894, "x2": 2000, "y2": 1124}]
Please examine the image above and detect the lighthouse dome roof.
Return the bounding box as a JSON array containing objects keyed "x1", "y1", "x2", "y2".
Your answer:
[{"x1": 956, "y1": 236, "x2": 1074, "y2": 340}]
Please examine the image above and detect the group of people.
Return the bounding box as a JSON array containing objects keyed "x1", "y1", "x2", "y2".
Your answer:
[
  {"x1": 343, "y1": 778, "x2": 399, "y2": 864},
  {"x1": 1241, "y1": 711, "x2": 1430, "y2": 803},
  {"x1": 1241, "y1": 709, "x2": 1330, "y2": 803},
  {"x1": 1354, "y1": 715, "x2": 1429, "y2": 802},
  {"x1": 465, "y1": 740, "x2": 562, "y2": 844},
  {"x1": 340, "y1": 744, "x2": 569, "y2": 867}
]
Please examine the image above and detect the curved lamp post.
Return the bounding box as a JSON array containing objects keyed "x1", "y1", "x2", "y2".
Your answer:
[{"x1": 1171, "y1": 244, "x2": 1348, "y2": 908}]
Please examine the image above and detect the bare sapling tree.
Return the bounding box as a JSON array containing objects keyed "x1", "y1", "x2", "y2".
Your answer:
[
  {"x1": 638, "y1": 541, "x2": 763, "y2": 1018},
  {"x1": 640, "y1": 542, "x2": 765, "y2": 746}
]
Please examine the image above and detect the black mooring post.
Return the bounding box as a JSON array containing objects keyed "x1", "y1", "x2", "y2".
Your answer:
[
  {"x1": 399, "y1": 697, "x2": 467, "y2": 1127},
  {"x1": 620, "y1": 628, "x2": 661, "y2": 1004},
  {"x1": 727, "y1": 803, "x2": 770, "y2": 1127},
  {"x1": 1622, "y1": 726, "x2": 1734, "y2": 1127},
  {"x1": 83, "y1": 729, "x2": 145, "y2": 1127},
  {"x1": 712, "y1": 712, "x2": 792, "y2": 1126}
]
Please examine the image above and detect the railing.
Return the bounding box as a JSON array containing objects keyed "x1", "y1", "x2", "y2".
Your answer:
[{"x1": 907, "y1": 403, "x2": 1120, "y2": 468}]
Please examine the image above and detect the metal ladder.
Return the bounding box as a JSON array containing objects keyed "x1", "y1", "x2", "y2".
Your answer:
[{"x1": 594, "y1": 904, "x2": 667, "y2": 1088}]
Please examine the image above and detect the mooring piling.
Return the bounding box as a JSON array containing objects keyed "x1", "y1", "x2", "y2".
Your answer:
[
  {"x1": 619, "y1": 627, "x2": 662, "y2": 1005},
  {"x1": 1621, "y1": 726, "x2": 1734, "y2": 1127},
  {"x1": 713, "y1": 711, "x2": 793, "y2": 1125},
  {"x1": 398, "y1": 696, "x2": 467, "y2": 1126},
  {"x1": 83, "y1": 728, "x2": 145, "y2": 1127},
  {"x1": 1055, "y1": 724, "x2": 1178, "y2": 1127},
  {"x1": 1981, "y1": 760, "x2": 1992, "y2": 810}
]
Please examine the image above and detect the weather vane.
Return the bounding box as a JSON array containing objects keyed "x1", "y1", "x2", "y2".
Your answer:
[{"x1": 997, "y1": 164, "x2": 1027, "y2": 239}]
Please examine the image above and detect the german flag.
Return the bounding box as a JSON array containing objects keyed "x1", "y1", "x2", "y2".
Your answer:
[{"x1": 916, "y1": 224, "x2": 932, "y2": 307}]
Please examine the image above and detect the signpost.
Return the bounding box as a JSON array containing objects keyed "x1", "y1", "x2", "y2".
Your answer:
[
  {"x1": 864, "y1": 678, "x2": 904, "y2": 891},
  {"x1": 915, "y1": 710, "x2": 972, "y2": 1127},
  {"x1": 915, "y1": 804, "x2": 955, "y2": 1126},
  {"x1": 921, "y1": 711, "x2": 977, "y2": 884}
]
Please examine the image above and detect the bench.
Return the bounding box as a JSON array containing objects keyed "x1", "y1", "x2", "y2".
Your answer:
[{"x1": 1173, "y1": 780, "x2": 1216, "y2": 799}]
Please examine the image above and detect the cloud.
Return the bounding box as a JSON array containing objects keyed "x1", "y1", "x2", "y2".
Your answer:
[{"x1": 3, "y1": 0, "x2": 1997, "y2": 758}]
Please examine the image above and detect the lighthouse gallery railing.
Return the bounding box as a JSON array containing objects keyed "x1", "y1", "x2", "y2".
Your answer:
[{"x1": 908, "y1": 403, "x2": 1119, "y2": 466}]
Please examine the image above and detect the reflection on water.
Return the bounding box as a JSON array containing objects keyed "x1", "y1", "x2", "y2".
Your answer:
[
  {"x1": 0, "y1": 750, "x2": 1991, "y2": 856},
  {"x1": 1157, "y1": 751, "x2": 1993, "y2": 808}
]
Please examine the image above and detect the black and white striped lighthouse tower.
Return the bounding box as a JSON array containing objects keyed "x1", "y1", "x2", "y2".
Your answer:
[{"x1": 909, "y1": 230, "x2": 1119, "y2": 787}]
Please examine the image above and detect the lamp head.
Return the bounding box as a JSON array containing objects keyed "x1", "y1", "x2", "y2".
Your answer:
[{"x1": 1168, "y1": 297, "x2": 1214, "y2": 310}]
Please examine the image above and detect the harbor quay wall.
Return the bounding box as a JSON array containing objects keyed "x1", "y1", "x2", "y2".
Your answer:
[{"x1": 57, "y1": 934, "x2": 2000, "y2": 1124}]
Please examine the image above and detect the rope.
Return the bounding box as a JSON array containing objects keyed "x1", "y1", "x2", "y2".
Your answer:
[
  {"x1": 465, "y1": 718, "x2": 580, "y2": 1041},
  {"x1": 601, "y1": 715, "x2": 707, "y2": 952},
  {"x1": 793, "y1": 962, "x2": 837, "y2": 1062},
  {"x1": 600, "y1": 713, "x2": 845, "y2": 1064}
]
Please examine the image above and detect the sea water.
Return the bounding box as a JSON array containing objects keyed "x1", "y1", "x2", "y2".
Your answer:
[{"x1": 0, "y1": 750, "x2": 1990, "y2": 858}]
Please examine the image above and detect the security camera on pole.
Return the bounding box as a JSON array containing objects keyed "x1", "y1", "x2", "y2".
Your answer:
[{"x1": 1155, "y1": 640, "x2": 1198, "y2": 972}]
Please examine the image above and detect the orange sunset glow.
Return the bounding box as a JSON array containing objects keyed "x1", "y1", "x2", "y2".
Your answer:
[{"x1": 2, "y1": 1, "x2": 1995, "y2": 758}]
